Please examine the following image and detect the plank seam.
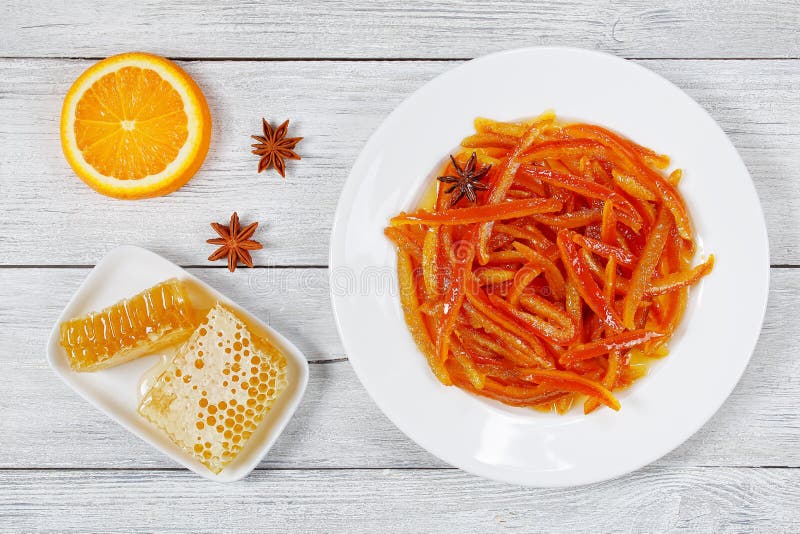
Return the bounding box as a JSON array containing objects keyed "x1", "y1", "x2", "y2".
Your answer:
[
  {"x1": 0, "y1": 265, "x2": 797, "y2": 269},
  {"x1": 0, "y1": 465, "x2": 796, "y2": 472},
  {"x1": 309, "y1": 357, "x2": 348, "y2": 364},
  {"x1": 0, "y1": 56, "x2": 798, "y2": 62},
  {"x1": 0, "y1": 265, "x2": 329, "y2": 269}
]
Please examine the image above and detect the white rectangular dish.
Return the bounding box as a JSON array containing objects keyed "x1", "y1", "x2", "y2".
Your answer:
[{"x1": 46, "y1": 245, "x2": 309, "y2": 482}]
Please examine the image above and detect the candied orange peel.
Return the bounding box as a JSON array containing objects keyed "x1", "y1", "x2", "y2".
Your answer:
[{"x1": 385, "y1": 112, "x2": 713, "y2": 414}]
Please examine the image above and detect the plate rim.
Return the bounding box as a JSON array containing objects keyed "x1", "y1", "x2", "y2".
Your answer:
[{"x1": 329, "y1": 46, "x2": 770, "y2": 486}]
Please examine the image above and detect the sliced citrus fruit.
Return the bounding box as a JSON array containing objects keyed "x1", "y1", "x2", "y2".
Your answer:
[{"x1": 60, "y1": 52, "x2": 212, "y2": 199}]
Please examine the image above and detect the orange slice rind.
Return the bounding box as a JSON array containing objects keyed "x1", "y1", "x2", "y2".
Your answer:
[{"x1": 60, "y1": 52, "x2": 212, "y2": 199}]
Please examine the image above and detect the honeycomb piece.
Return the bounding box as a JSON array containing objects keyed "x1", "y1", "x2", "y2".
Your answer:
[
  {"x1": 60, "y1": 278, "x2": 197, "y2": 372},
  {"x1": 138, "y1": 303, "x2": 288, "y2": 474}
]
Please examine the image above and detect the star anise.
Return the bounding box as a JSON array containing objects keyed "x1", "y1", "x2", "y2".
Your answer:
[
  {"x1": 437, "y1": 152, "x2": 491, "y2": 206},
  {"x1": 250, "y1": 118, "x2": 303, "y2": 177},
  {"x1": 207, "y1": 212, "x2": 263, "y2": 272}
]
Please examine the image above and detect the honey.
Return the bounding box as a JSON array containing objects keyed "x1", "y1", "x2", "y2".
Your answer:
[
  {"x1": 60, "y1": 279, "x2": 196, "y2": 371},
  {"x1": 138, "y1": 303, "x2": 288, "y2": 474}
]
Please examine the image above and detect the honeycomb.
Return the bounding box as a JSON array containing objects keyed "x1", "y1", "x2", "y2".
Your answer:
[
  {"x1": 138, "y1": 303, "x2": 288, "y2": 474},
  {"x1": 60, "y1": 278, "x2": 196, "y2": 371}
]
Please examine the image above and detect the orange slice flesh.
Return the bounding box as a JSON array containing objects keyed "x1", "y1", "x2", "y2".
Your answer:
[{"x1": 60, "y1": 52, "x2": 211, "y2": 199}]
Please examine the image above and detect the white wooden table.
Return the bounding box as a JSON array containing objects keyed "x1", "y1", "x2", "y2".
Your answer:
[{"x1": 2, "y1": 2, "x2": 799, "y2": 531}]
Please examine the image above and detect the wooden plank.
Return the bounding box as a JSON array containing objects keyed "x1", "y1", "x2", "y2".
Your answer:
[
  {"x1": 1, "y1": 468, "x2": 798, "y2": 532},
  {"x1": 3, "y1": 267, "x2": 798, "y2": 469},
  {"x1": 2, "y1": 1, "x2": 798, "y2": 59},
  {"x1": 1, "y1": 268, "x2": 342, "y2": 362},
  {"x1": 0, "y1": 59, "x2": 797, "y2": 266}
]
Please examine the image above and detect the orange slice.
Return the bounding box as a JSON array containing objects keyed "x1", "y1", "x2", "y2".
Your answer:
[{"x1": 60, "y1": 52, "x2": 212, "y2": 199}]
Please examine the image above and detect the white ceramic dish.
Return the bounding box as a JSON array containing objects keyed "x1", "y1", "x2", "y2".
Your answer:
[
  {"x1": 47, "y1": 245, "x2": 309, "y2": 482},
  {"x1": 329, "y1": 47, "x2": 769, "y2": 487}
]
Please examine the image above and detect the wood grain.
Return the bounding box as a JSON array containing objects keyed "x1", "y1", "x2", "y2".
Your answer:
[
  {"x1": 2, "y1": 2, "x2": 798, "y2": 530},
  {"x1": 2, "y1": 1, "x2": 798, "y2": 59},
  {"x1": 1, "y1": 468, "x2": 798, "y2": 532},
  {"x1": 0, "y1": 59, "x2": 797, "y2": 266},
  {"x1": 3, "y1": 268, "x2": 797, "y2": 469}
]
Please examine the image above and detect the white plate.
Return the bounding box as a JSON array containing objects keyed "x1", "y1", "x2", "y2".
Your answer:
[
  {"x1": 47, "y1": 245, "x2": 309, "y2": 482},
  {"x1": 329, "y1": 47, "x2": 769, "y2": 487}
]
